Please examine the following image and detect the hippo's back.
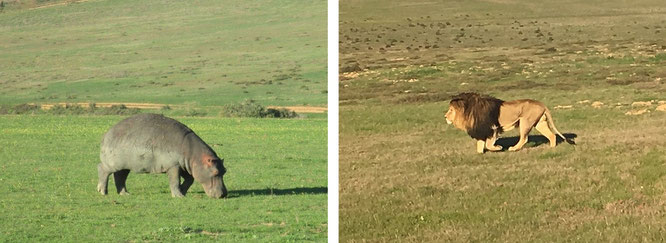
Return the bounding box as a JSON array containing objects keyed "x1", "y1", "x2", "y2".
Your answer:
[{"x1": 100, "y1": 114, "x2": 193, "y2": 172}]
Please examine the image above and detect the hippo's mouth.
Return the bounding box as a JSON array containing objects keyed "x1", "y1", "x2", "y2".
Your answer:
[{"x1": 203, "y1": 177, "x2": 227, "y2": 198}]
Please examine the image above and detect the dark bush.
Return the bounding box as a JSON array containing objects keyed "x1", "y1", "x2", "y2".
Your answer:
[{"x1": 264, "y1": 108, "x2": 298, "y2": 118}]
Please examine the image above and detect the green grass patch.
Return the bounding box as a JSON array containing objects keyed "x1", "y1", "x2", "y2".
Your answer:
[
  {"x1": 586, "y1": 56, "x2": 636, "y2": 65},
  {"x1": 649, "y1": 53, "x2": 666, "y2": 63},
  {"x1": 0, "y1": 114, "x2": 326, "y2": 241},
  {"x1": 636, "y1": 150, "x2": 666, "y2": 196},
  {"x1": 394, "y1": 66, "x2": 442, "y2": 80}
]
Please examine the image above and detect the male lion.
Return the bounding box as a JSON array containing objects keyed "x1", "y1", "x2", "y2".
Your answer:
[{"x1": 445, "y1": 92, "x2": 575, "y2": 153}]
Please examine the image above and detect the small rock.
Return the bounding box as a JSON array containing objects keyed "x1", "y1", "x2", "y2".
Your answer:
[
  {"x1": 631, "y1": 101, "x2": 652, "y2": 107},
  {"x1": 555, "y1": 105, "x2": 573, "y2": 109},
  {"x1": 591, "y1": 101, "x2": 603, "y2": 108},
  {"x1": 625, "y1": 109, "x2": 649, "y2": 115},
  {"x1": 656, "y1": 104, "x2": 666, "y2": 112}
]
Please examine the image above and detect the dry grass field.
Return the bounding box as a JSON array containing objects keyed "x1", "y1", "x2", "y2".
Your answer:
[{"x1": 340, "y1": 0, "x2": 666, "y2": 241}]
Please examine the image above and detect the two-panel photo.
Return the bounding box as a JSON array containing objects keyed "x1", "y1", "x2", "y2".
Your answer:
[{"x1": 1, "y1": 0, "x2": 665, "y2": 242}]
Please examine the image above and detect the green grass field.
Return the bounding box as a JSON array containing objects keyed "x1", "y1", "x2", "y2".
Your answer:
[
  {"x1": 340, "y1": 0, "x2": 666, "y2": 241},
  {"x1": 0, "y1": 0, "x2": 326, "y2": 107},
  {"x1": 0, "y1": 0, "x2": 327, "y2": 241},
  {"x1": 0, "y1": 115, "x2": 327, "y2": 241}
]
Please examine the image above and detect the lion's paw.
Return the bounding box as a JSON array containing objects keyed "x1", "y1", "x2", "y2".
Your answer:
[{"x1": 487, "y1": 145, "x2": 503, "y2": 151}]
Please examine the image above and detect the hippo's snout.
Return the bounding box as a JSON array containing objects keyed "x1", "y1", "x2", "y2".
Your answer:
[{"x1": 203, "y1": 177, "x2": 227, "y2": 198}]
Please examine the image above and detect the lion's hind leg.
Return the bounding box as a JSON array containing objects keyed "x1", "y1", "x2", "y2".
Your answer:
[
  {"x1": 508, "y1": 118, "x2": 534, "y2": 151},
  {"x1": 535, "y1": 115, "x2": 557, "y2": 147}
]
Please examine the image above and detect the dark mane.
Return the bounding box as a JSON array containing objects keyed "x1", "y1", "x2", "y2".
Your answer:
[{"x1": 450, "y1": 92, "x2": 504, "y2": 140}]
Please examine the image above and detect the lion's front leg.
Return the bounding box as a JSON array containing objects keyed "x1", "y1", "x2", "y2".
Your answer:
[
  {"x1": 485, "y1": 134, "x2": 503, "y2": 152},
  {"x1": 476, "y1": 140, "x2": 485, "y2": 154}
]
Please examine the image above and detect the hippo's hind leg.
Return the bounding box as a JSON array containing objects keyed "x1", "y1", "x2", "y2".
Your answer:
[
  {"x1": 179, "y1": 169, "x2": 194, "y2": 196},
  {"x1": 167, "y1": 167, "x2": 185, "y2": 197},
  {"x1": 97, "y1": 163, "x2": 111, "y2": 195},
  {"x1": 113, "y1": 169, "x2": 130, "y2": 195}
]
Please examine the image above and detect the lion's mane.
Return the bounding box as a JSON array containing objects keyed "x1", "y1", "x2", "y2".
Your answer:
[{"x1": 449, "y1": 92, "x2": 504, "y2": 140}]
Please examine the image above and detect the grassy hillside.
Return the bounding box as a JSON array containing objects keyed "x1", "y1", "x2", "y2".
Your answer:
[
  {"x1": 0, "y1": 0, "x2": 326, "y2": 107},
  {"x1": 340, "y1": 0, "x2": 666, "y2": 241},
  {"x1": 0, "y1": 115, "x2": 327, "y2": 241}
]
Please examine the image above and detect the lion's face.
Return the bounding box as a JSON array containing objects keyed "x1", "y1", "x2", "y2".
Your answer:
[{"x1": 445, "y1": 106, "x2": 457, "y2": 125}]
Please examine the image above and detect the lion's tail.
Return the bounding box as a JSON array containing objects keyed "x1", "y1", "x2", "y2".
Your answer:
[{"x1": 544, "y1": 108, "x2": 575, "y2": 145}]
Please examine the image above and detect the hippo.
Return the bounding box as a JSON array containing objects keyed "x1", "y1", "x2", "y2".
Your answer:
[{"x1": 96, "y1": 113, "x2": 227, "y2": 198}]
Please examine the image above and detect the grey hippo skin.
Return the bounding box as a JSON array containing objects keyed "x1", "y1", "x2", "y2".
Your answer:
[{"x1": 97, "y1": 113, "x2": 227, "y2": 198}]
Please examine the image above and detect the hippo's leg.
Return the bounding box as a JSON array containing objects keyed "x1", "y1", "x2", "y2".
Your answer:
[
  {"x1": 113, "y1": 169, "x2": 130, "y2": 195},
  {"x1": 167, "y1": 167, "x2": 184, "y2": 197},
  {"x1": 179, "y1": 169, "x2": 194, "y2": 196},
  {"x1": 97, "y1": 163, "x2": 111, "y2": 195}
]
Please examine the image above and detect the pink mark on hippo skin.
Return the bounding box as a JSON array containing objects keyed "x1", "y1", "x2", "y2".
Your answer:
[{"x1": 201, "y1": 154, "x2": 216, "y2": 167}]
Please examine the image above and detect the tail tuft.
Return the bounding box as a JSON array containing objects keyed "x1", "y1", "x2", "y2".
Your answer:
[{"x1": 564, "y1": 138, "x2": 576, "y2": 145}]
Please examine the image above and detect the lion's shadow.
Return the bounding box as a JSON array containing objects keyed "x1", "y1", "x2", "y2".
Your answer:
[{"x1": 495, "y1": 133, "x2": 577, "y2": 150}]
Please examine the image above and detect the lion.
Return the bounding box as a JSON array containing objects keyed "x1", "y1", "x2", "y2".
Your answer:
[{"x1": 445, "y1": 92, "x2": 575, "y2": 153}]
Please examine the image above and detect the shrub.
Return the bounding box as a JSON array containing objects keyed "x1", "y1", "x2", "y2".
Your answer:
[
  {"x1": 0, "y1": 103, "x2": 142, "y2": 116},
  {"x1": 49, "y1": 104, "x2": 87, "y2": 115},
  {"x1": 222, "y1": 100, "x2": 297, "y2": 118},
  {"x1": 0, "y1": 104, "x2": 42, "y2": 114},
  {"x1": 264, "y1": 108, "x2": 298, "y2": 118},
  {"x1": 222, "y1": 100, "x2": 265, "y2": 118},
  {"x1": 185, "y1": 109, "x2": 207, "y2": 117},
  {"x1": 100, "y1": 104, "x2": 141, "y2": 115},
  {"x1": 11, "y1": 104, "x2": 42, "y2": 114}
]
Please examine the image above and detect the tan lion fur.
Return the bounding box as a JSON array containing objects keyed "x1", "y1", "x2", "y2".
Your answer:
[{"x1": 445, "y1": 92, "x2": 574, "y2": 153}]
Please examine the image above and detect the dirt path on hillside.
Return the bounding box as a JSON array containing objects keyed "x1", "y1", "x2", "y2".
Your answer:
[
  {"x1": 265, "y1": 106, "x2": 328, "y2": 113},
  {"x1": 31, "y1": 0, "x2": 91, "y2": 9},
  {"x1": 34, "y1": 102, "x2": 328, "y2": 113}
]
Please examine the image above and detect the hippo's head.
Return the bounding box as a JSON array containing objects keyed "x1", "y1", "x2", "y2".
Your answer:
[{"x1": 191, "y1": 156, "x2": 227, "y2": 198}]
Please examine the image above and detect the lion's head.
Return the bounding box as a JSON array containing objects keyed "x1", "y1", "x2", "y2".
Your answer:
[{"x1": 446, "y1": 92, "x2": 504, "y2": 140}]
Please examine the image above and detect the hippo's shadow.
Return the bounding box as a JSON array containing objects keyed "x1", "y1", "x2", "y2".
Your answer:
[
  {"x1": 495, "y1": 133, "x2": 577, "y2": 150},
  {"x1": 192, "y1": 187, "x2": 327, "y2": 198}
]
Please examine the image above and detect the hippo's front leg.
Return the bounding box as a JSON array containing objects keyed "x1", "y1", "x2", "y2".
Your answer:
[
  {"x1": 167, "y1": 167, "x2": 185, "y2": 197},
  {"x1": 179, "y1": 169, "x2": 194, "y2": 196}
]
